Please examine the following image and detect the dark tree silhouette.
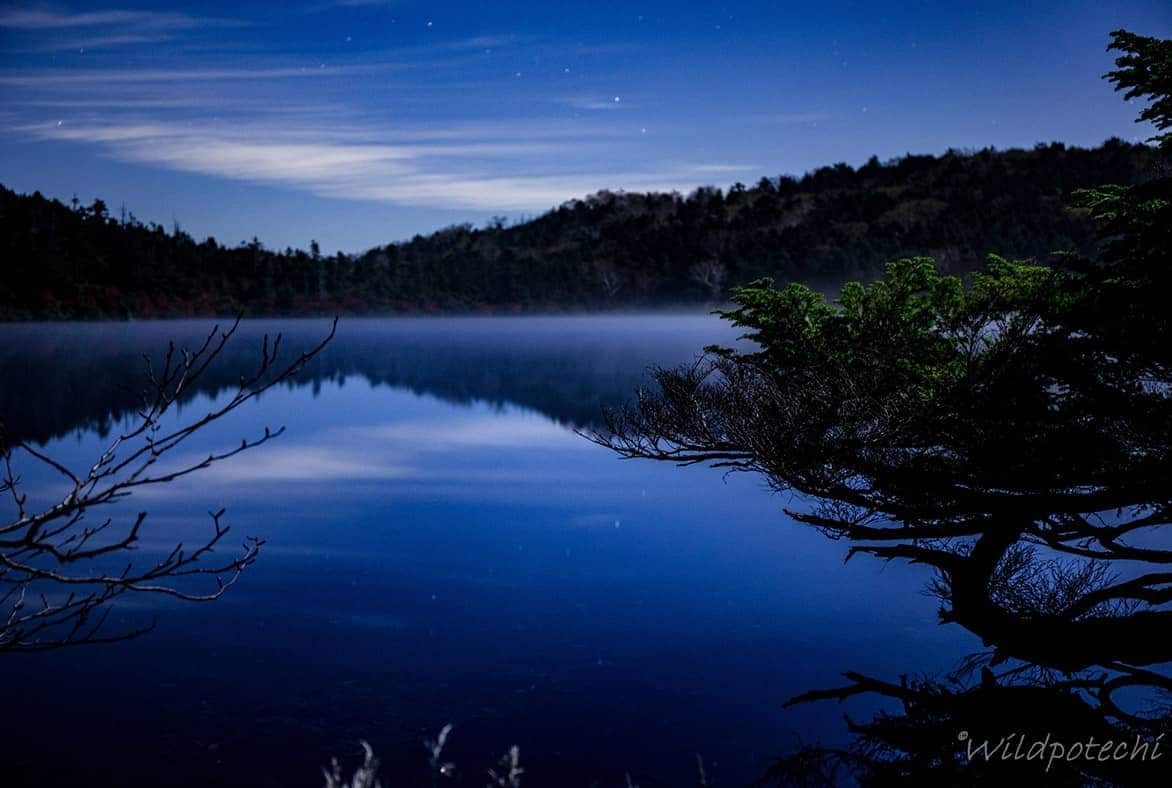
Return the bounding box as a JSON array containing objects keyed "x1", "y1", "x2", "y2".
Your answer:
[
  {"x1": 770, "y1": 666, "x2": 1170, "y2": 786},
  {"x1": 0, "y1": 139, "x2": 1157, "y2": 318},
  {"x1": 0, "y1": 318, "x2": 335, "y2": 651},
  {"x1": 591, "y1": 29, "x2": 1172, "y2": 784}
]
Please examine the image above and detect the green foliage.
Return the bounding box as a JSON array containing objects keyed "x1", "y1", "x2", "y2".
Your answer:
[
  {"x1": 592, "y1": 29, "x2": 1172, "y2": 785},
  {"x1": 1064, "y1": 178, "x2": 1171, "y2": 364},
  {"x1": 1106, "y1": 29, "x2": 1172, "y2": 151},
  {"x1": 595, "y1": 35, "x2": 1172, "y2": 717},
  {"x1": 711, "y1": 25, "x2": 1172, "y2": 413},
  {"x1": 966, "y1": 254, "x2": 1058, "y2": 310},
  {"x1": 711, "y1": 253, "x2": 1065, "y2": 408},
  {"x1": 711, "y1": 276, "x2": 839, "y2": 365}
]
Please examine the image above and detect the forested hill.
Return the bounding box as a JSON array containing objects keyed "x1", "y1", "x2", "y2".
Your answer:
[{"x1": 0, "y1": 138, "x2": 1158, "y2": 320}]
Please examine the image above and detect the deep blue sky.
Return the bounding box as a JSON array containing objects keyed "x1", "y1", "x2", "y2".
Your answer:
[{"x1": 1, "y1": 1, "x2": 1169, "y2": 253}]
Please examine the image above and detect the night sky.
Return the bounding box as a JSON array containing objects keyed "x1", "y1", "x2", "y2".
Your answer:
[{"x1": 1, "y1": 1, "x2": 1169, "y2": 253}]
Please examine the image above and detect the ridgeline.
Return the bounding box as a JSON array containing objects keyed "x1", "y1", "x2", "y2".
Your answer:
[{"x1": 0, "y1": 138, "x2": 1158, "y2": 320}]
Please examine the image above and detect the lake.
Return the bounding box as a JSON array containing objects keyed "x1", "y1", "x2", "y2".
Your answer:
[{"x1": 0, "y1": 316, "x2": 975, "y2": 786}]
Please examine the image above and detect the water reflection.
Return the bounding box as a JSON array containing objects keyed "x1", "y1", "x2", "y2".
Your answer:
[
  {"x1": 9, "y1": 316, "x2": 1151, "y2": 785},
  {"x1": 587, "y1": 317, "x2": 1172, "y2": 785},
  {"x1": 0, "y1": 316, "x2": 736, "y2": 445},
  {"x1": 0, "y1": 316, "x2": 973, "y2": 786},
  {"x1": 772, "y1": 666, "x2": 1169, "y2": 785}
]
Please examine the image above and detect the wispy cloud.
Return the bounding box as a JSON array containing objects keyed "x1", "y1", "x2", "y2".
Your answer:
[
  {"x1": 19, "y1": 97, "x2": 343, "y2": 111},
  {"x1": 199, "y1": 446, "x2": 415, "y2": 483},
  {"x1": 374, "y1": 119, "x2": 632, "y2": 143},
  {"x1": 0, "y1": 63, "x2": 402, "y2": 86},
  {"x1": 0, "y1": 6, "x2": 232, "y2": 31},
  {"x1": 419, "y1": 34, "x2": 523, "y2": 53},
  {"x1": 134, "y1": 405, "x2": 587, "y2": 493},
  {"x1": 364, "y1": 414, "x2": 581, "y2": 450},
  {"x1": 688, "y1": 163, "x2": 758, "y2": 173},
  {"x1": 0, "y1": 10, "x2": 766, "y2": 214},
  {"x1": 563, "y1": 95, "x2": 629, "y2": 111},
  {"x1": 748, "y1": 111, "x2": 832, "y2": 125},
  {"x1": 13, "y1": 116, "x2": 726, "y2": 210},
  {"x1": 23, "y1": 121, "x2": 415, "y2": 179},
  {"x1": 54, "y1": 33, "x2": 172, "y2": 50}
]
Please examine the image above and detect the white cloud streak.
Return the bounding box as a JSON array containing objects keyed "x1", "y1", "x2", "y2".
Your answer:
[
  {"x1": 0, "y1": 6, "x2": 232, "y2": 30},
  {"x1": 198, "y1": 446, "x2": 415, "y2": 483},
  {"x1": 0, "y1": 63, "x2": 400, "y2": 86},
  {"x1": 55, "y1": 33, "x2": 172, "y2": 49},
  {"x1": 364, "y1": 414, "x2": 582, "y2": 450},
  {"x1": 0, "y1": 13, "x2": 780, "y2": 213},
  {"x1": 562, "y1": 95, "x2": 629, "y2": 111},
  {"x1": 689, "y1": 163, "x2": 758, "y2": 173},
  {"x1": 14, "y1": 117, "x2": 731, "y2": 210},
  {"x1": 749, "y1": 111, "x2": 832, "y2": 125}
]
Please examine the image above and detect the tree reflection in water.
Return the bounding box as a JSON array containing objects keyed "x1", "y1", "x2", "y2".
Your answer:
[{"x1": 592, "y1": 30, "x2": 1172, "y2": 786}]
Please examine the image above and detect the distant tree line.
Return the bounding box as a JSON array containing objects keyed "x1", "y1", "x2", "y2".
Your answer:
[
  {"x1": 0, "y1": 138, "x2": 1159, "y2": 319},
  {"x1": 0, "y1": 317, "x2": 705, "y2": 446}
]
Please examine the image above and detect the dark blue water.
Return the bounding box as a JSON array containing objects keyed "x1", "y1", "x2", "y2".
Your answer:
[{"x1": 0, "y1": 317, "x2": 975, "y2": 786}]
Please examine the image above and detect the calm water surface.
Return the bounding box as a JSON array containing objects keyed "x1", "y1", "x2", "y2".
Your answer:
[{"x1": 0, "y1": 316, "x2": 975, "y2": 786}]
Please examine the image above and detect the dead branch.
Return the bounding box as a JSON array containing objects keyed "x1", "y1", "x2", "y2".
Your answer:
[{"x1": 0, "y1": 316, "x2": 336, "y2": 651}]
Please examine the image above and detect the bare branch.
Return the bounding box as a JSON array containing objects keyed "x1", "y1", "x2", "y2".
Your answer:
[{"x1": 0, "y1": 317, "x2": 336, "y2": 651}]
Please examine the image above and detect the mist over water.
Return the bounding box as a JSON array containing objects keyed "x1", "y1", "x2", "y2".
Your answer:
[{"x1": 0, "y1": 316, "x2": 974, "y2": 786}]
